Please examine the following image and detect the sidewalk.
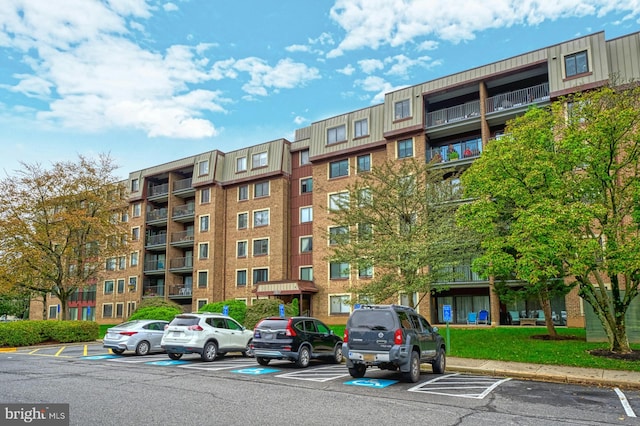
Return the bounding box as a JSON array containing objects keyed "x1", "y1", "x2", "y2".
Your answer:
[{"x1": 445, "y1": 356, "x2": 640, "y2": 390}]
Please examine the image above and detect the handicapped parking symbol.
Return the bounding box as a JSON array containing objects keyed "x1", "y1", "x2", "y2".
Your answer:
[
  {"x1": 146, "y1": 360, "x2": 188, "y2": 366},
  {"x1": 231, "y1": 367, "x2": 279, "y2": 375},
  {"x1": 344, "y1": 378, "x2": 398, "y2": 388}
]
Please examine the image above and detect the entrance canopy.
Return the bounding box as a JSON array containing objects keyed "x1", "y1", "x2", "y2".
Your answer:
[{"x1": 253, "y1": 280, "x2": 318, "y2": 297}]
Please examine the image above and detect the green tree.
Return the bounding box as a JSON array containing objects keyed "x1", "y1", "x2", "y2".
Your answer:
[
  {"x1": 327, "y1": 158, "x2": 480, "y2": 307},
  {"x1": 0, "y1": 154, "x2": 128, "y2": 321},
  {"x1": 459, "y1": 84, "x2": 640, "y2": 352}
]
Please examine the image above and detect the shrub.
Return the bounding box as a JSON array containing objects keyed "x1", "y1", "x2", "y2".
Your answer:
[
  {"x1": 244, "y1": 299, "x2": 298, "y2": 329},
  {"x1": 199, "y1": 300, "x2": 248, "y2": 324},
  {"x1": 128, "y1": 306, "x2": 182, "y2": 322},
  {"x1": 0, "y1": 320, "x2": 99, "y2": 347}
]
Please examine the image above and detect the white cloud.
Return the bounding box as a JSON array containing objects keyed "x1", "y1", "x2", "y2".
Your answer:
[
  {"x1": 163, "y1": 2, "x2": 179, "y2": 12},
  {"x1": 336, "y1": 64, "x2": 356, "y2": 76},
  {"x1": 417, "y1": 40, "x2": 438, "y2": 51},
  {"x1": 232, "y1": 58, "x2": 321, "y2": 96},
  {"x1": 327, "y1": 0, "x2": 640, "y2": 56},
  {"x1": 355, "y1": 75, "x2": 404, "y2": 104},
  {"x1": 358, "y1": 59, "x2": 384, "y2": 74},
  {"x1": 286, "y1": 44, "x2": 311, "y2": 53},
  {"x1": 293, "y1": 115, "x2": 307, "y2": 125}
]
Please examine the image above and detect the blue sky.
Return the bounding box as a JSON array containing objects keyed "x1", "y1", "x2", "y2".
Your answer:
[{"x1": 1, "y1": 0, "x2": 639, "y2": 179}]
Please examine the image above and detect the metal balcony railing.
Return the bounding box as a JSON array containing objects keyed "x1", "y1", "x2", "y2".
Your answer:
[
  {"x1": 169, "y1": 257, "x2": 193, "y2": 269},
  {"x1": 146, "y1": 208, "x2": 168, "y2": 222},
  {"x1": 173, "y1": 178, "x2": 193, "y2": 192},
  {"x1": 171, "y1": 230, "x2": 194, "y2": 243},
  {"x1": 485, "y1": 82, "x2": 549, "y2": 114},
  {"x1": 148, "y1": 183, "x2": 169, "y2": 197},
  {"x1": 427, "y1": 137, "x2": 482, "y2": 163},
  {"x1": 172, "y1": 204, "x2": 195, "y2": 219},
  {"x1": 145, "y1": 234, "x2": 166, "y2": 246}
]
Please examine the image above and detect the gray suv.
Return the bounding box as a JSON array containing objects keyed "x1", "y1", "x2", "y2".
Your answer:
[{"x1": 343, "y1": 304, "x2": 446, "y2": 382}]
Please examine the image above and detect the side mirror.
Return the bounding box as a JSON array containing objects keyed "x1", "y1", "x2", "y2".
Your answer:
[{"x1": 432, "y1": 326, "x2": 439, "y2": 333}]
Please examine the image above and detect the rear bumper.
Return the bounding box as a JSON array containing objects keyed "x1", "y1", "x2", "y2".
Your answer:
[
  {"x1": 162, "y1": 345, "x2": 203, "y2": 355},
  {"x1": 343, "y1": 343, "x2": 410, "y2": 370},
  {"x1": 253, "y1": 348, "x2": 297, "y2": 361}
]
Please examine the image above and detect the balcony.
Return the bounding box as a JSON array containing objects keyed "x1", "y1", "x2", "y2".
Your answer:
[
  {"x1": 173, "y1": 178, "x2": 195, "y2": 198},
  {"x1": 148, "y1": 183, "x2": 169, "y2": 202},
  {"x1": 172, "y1": 204, "x2": 195, "y2": 223},
  {"x1": 170, "y1": 230, "x2": 194, "y2": 247},
  {"x1": 169, "y1": 256, "x2": 193, "y2": 273},
  {"x1": 142, "y1": 284, "x2": 165, "y2": 297},
  {"x1": 433, "y1": 263, "x2": 487, "y2": 285},
  {"x1": 168, "y1": 283, "x2": 192, "y2": 298},
  {"x1": 143, "y1": 259, "x2": 166, "y2": 275},
  {"x1": 426, "y1": 100, "x2": 481, "y2": 127},
  {"x1": 145, "y1": 233, "x2": 167, "y2": 251},
  {"x1": 146, "y1": 208, "x2": 168, "y2": 225},
  {"x1": 485, "y1": 82, "x2": 550, "y2": 115},
  {"x1": 427, "y1": 137, "x2": 482, "y2": 164}
]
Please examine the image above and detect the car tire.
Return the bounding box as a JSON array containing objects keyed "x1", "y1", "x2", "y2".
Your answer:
[
  {"x1": 403, "y1": 350, "x2": 421, "y2": 383},
  {"x1": 295, "y1": 346, "x2": 311, "y2": 368},
  {"x1": 135, "y1": 341, "x2": 151, "y2": 356},
  {"x1": 242, "y1": 339, "x2": 253, "y2": 357},
  {"x1": 201, "y1": 341, "x2": 218, "y2": 362},
  {"x1": 256, "y1": 357, "x2": 270, "y2": 366},
  {"x1": 167, "y1": 352, "x2": 182, "y2": 360},
  {"x1": 111, "y1": 349, "x2": 125, "y2": 355},
  {"x1": 331, "y1": 344, "x2": 343, "y2": 364},
  {"x1": 432, "y1": 347, "x2": 446, "y2": 374},
  {"x1": 348, "y1": 364, "x2": 366, "y2": 378}
]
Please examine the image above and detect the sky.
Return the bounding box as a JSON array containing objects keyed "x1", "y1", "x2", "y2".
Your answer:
[{"x1": 1, "y1": 1, "x2": 639, "y2": 180}]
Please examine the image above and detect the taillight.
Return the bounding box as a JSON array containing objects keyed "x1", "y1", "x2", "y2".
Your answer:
[
  {"x1": 188, "y1": 325, "x2": 204, "y2": 331},
  {"x1": 394, "y1": 328, "x2": 403, "y2": 345},
  {"x1": 285, "y1": 318, "x2": 297, "y2": 337},
  {"x1": 119, "y1": 331, "x2": 137, "y2": 336},
  {"x1": 343, "y1": 329, "x2": 349, "y2": 343}
]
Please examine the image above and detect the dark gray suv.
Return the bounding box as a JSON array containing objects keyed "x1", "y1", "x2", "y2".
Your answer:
[{"x1": 343, "y1": 304, "x2": 446, "y2": 382}]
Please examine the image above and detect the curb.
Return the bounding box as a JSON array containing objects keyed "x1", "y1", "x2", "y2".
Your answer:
[{"x1": 0, "y1": 348, "x2": 17, "y2": 352}]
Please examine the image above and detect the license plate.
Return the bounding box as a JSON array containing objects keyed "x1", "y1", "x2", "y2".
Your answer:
[
  {"x1": 363, "y1": 354, "x2": 374, "y2": 362},
  {"x1": 264, "y1": 332, "x2": 273, "y2": 340}
]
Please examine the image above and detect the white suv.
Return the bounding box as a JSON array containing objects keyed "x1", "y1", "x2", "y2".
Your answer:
[{"x1": 161, "y1": 313, "x2": 254, "y2": 362}]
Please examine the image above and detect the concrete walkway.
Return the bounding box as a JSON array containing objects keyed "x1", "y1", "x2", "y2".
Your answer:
[{"x1": 445, "y1": 356, "x2": 640, "y2": 390}]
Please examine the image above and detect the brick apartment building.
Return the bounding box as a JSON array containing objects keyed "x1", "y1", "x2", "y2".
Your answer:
[{"x1": 30, "y1": 30, "x2": 640, "y2": 327}]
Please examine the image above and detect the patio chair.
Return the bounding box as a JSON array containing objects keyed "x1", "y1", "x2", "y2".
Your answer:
[
  {"x1": 477, "y1": 310, "x2": 489, "y2": 325},
  {"x1": 467, "y1": 312, "x2": 477, "y2": 325},
  {"x1": 509, "y1": 311, "x2": 520, "y2": 325}
]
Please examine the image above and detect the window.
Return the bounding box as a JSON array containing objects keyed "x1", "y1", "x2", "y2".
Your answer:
[
  {"x1": 398, "y1": 138, "x2": 413, "y2": 158},
  {"x1": 198, "y1": 160, "x2": 209, "y2": 175},
  {"x1": 300, "y1": 207, "x2": 313, "y2": 223},
  {"x1": 253, "y1": 209, "x2": 269, "y2": 227},
  {"x1": 130, "y1": 251, "x2": 139, "y2": 266},
  {"x1": 131, "y1": 179, "x2": 139, "y2": 192},
  {"x1": 116, "y1": 303, "x2": 124, "y2": 318},
  {"x1": 198, "y1": 270, "x2": 208, "y2": 288},
  {"x1": 330, "y1": 262, "x2": 350, "y2": 279},
  {"x1": 199, "y1": 243, "x2": 209, "y2": 259},
  {"x1": 200, "y1": 188, "x2": 210, "y2": 204},
  {"x1": 253, "y1": 268, "x2": 269, "y2": 285},
  {"x1": 117, "y1": 279, "x2": 125, "y2": 294},
  {"x1": 118, "y1": 256, "x2": 126, "y2": 270},
  {"x1": 329, "y1": 159, "x2": 349, "y2": 178},
  {"x1": 253, "y1": 238, "x2": 269, "y2": 256},
  {"x1": 300, "y1": 177, "x2": 313, "y2": 194},
  {"x1": 128, "y1": 276, "x2": 137, "y2": 292},
  {"x1": 300, "y1": 266, "x2": 313, "y2": 281},
  {"x1": 357, "y1": 154, "x2": 370, "y2": 173},
  {"x1": 300, "y1": 149, "x2": 310, "y2": 165},
  {"x1": 132, "y1": 203, "x2": 141, "y2": 217},
  {"x1": 106, "y1": 258, "x2": 116, "y2": 271},
  {"x1": 300, "y1": 236, "x2": 312, "y2": 253},
  {"x1": 254, "y1": 182, "x2": 269, "y2": 198},
  {"x1": 237, "y1": 241, "x2": 247, "y2": 258},
  {"x1": 104, "y1": 280, "x2": 114, "y2": 294},
  {"x1": 354, "y1": 118, "x2": 368, "y2": 138},
  {"x1": 252, "y1": 152, "x2": 268, "y2": 168},
  {"x1": 48, "y1": 305, "x2": 58, "y2": 320},
  {"x1": 358, "y1": 223, "x2": 372, "y2": 241},
  {"x1": 197, "y1": 299, "x2": 207, "y2": 310},
  {"x1": 102, "y1": 304, "x2": 113, "y2": 318},
  {"x1": 357, "y1": 188, "x2": 372, "y2": 207},
  {"x1": 330, "y1": 295, "x2": 351, "y2": 314},
  {"x1": 238, "y1": 212, "x2": 248, "y2": 229},
  {"x1": 327, "y1": 124, "x2": 346, "y2": 144},
  {"x1": 329, "y1": 226, "x2": 349, "y2": 245},
  {"x1": 121, "y1": 211, "x2": 129, "y2": 222},
  {"x1": 394, "y1": 99, "x2": 410, "y2": 120},
  {"x1": 236, "y1": 270, "x2": 247, "y2": 287},
  {"x1": 359, "y1": 264, "x2": 373, "y2": 278},
  {"x1": 131, "y1": 227, "x2": 140, "y2": 241},
  {"x1": 236, "y1": 156, "x2": 247, "y2": 172},
  {"x1": 238, "y1": 185, "x2": 249, "y2": 201},
  {"x1": 199, "y1": 215, "x2": 209, "y2": 232},
  {"x1": 565, "y1": 50, "x2": 588, "y2": 77},
  {"x1": 329, "y1": 192, "x2": 349, "y2": 211}
]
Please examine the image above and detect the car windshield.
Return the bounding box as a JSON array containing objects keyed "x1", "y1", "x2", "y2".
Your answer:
[
  {"x1": 350, "y1": 311, "x2": 395, "y2": 330},
  {"x1": 169, "y1": 316, "x2": 200, "y2": 327}
]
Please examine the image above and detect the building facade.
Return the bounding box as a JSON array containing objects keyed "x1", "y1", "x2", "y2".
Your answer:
[{"x1": 30, "y1": 30, "x2": 640, "y2": 327}]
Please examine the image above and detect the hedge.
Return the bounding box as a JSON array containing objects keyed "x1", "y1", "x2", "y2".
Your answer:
[{"x1": 0, "y1": 320, "x2": 99, "y2": 347}]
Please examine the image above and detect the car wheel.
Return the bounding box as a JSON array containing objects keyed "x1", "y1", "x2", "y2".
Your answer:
[
  {"x1": 135, "y1": 341, "x2": 151, "y2": 356},
  {"x1": 295, "y1": 346, "x2": 311, "y2": 368},
  {"x1": 242, "y1": 339, "x2": 253, "y2": 357},
  {"x1": 403, "y1": 350, "x2": 421, "y2": 383},
  {"x1": 432, "y1": 347, "x2": 446, "y2": 374},
  {"x1": 168, "y1": 352, "x2": 182, "y2": 360},
  {"x1": 111, "y1": 349, "x2": 125, "y2": 355},
  {"x1": 331, "y1": 344, "x2": 343, "y2": 364},
  {"x1": 201, "y1": 341, "x2": 218, "y2": 362},
  {"x1": 348, "y1": 364, "x2": 366, "y2": 378},
  {"x1": 256, "y1": 357, "x2": 270, "y2": 366}
]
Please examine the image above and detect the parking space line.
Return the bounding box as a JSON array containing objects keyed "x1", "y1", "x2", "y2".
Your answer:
[
  {"x1": 179, "y1": 361, "x2": 256, "y2": 371},
  {"x1": 55, "y1": 347, "x2": 66, "y2": 356},
  {"x1": 275, "y1": 365, "x2": 351, "y2": 382},
  {"x1": 614, "y1": 388, "x2": 637, "y2": 418},
  {"x1": 408, "y1": 373, "x2": 511, "y2": 399}
]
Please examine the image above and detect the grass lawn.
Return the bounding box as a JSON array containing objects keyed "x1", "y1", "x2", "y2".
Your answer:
[{"x1": 329, "y1": 324, "x2": 640, "y2": 372}]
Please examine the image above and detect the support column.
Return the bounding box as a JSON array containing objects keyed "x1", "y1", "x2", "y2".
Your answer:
[
  {"x1": 479, "y1": 81, "x2": 490, "y2": 147},
  {"x1": 489, "y1": 275, "x2": 500, "y2": 327}
]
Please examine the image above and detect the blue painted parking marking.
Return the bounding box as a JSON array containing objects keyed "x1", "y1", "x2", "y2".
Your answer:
[
  {"x1": 146, "y1": 360, "x2": 189, "y2": 366},
  {"x1": 344, "y1": 378, "x2": 398, "y2": 388},
  {"x1": 231, "y1": 367, "x2": 279, "y2": 375},
  {"x1": 82, "y1": 355, "x2": 118, "y2": 360}
]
